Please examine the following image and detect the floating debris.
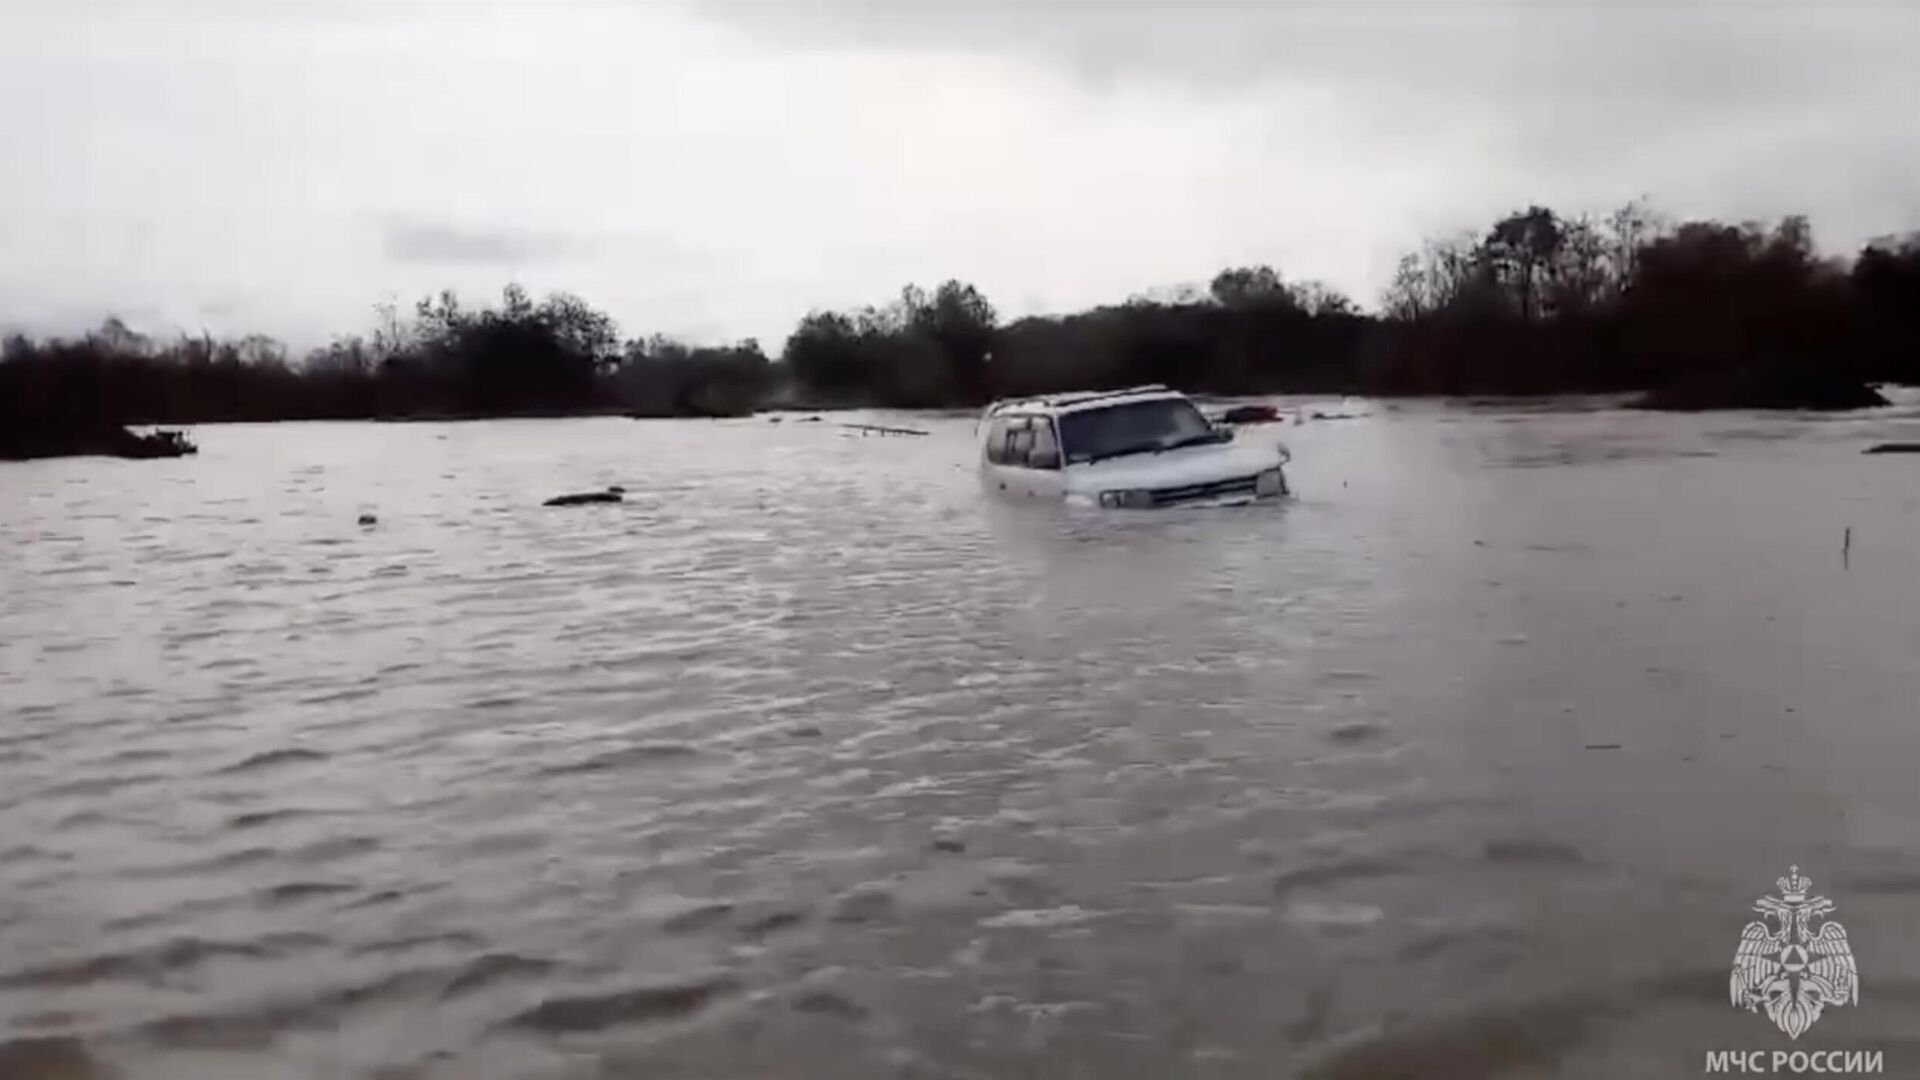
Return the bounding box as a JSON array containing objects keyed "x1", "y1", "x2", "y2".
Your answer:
[
  {"x1": 1862, "y1": 443, "x2": 1920, "y2": 455},
  {"x1": 1217, "y1": 404, "x2": 1280, "y2": 425},
  {"x1": 544, "y1": 486, "x2": 624, "y2": 507},
  {"x1": 840, "y1": 423, "x2": 929, "y2": 437}
]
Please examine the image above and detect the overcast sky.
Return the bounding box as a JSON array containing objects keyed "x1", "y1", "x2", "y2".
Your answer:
[{"x1": 3, "y1": 0, "x2": 1916, "y2": 350}]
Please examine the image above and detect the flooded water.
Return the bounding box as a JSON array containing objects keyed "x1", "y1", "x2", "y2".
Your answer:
[{"x1": 3, "y1": 400, "x2": 1920, "y2": 1079}]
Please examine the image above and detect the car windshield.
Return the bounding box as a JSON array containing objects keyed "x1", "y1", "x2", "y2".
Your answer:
[{"x1": 1057, "y1": 398, "x2": 1223, "y2": 464}]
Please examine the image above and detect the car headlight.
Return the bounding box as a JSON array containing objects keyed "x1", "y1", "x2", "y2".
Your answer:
[
  {"x1": 1255, "y1": 468, "x2": 1286, "y2": 497},
  {"x1": 1099, "y1": 489, "x2": 1155, "y2": 509}
]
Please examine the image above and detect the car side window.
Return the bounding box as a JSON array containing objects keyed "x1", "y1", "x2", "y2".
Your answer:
[
  {"x1": 1004, "y1": 418, "x2": 1035, "y2": 465},
  {"x1": 984, "y1": 417, "x2": 1014, "y2": 464},
  {"x1": 1027, "y1": 420, "x2": 1060, "y2": 469}
]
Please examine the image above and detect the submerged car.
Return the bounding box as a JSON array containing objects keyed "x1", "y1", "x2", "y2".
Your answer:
[{"x1": 977, "y1": 385, "x2": 1291, "y2": 508}]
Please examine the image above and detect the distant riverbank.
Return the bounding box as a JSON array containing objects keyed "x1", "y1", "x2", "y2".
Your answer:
[
  {"x1": 6, "y1": 200, "x2": 1917, "y2": 460},
  {"x1": 1, "y1": 380, "x2": 1906, "y2": 463}
]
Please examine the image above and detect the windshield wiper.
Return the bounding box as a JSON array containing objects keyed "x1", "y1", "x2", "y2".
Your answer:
[
  {"x1": 1162, "y1": 431, "x2": 1229, "y2": 452},
  {"x1": 1083, "y1": 442, "x2": 1168, "y2": 464},
  {"x1": 1083, "y1": 432, "x2": 1226, "y2": 463}
]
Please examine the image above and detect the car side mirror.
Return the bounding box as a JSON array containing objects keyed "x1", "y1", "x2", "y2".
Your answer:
[{"x1": 1027, "y1": 450, "x2": 1061, "y2": 470}]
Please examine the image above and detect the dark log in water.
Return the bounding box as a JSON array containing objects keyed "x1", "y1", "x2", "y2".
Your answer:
[
  {"x1": 0, "y1": 425, "x2": 196, "y2": 462},
  {"x1": 1634, "y1": 373, "x2": 1889, "y2": 412},
  {"x1": 1863, "y1": 443, "x2": 1920, "y2": 454},
  {"x1": 543, "y1": 485, "x2": 626, "y2": 507}
]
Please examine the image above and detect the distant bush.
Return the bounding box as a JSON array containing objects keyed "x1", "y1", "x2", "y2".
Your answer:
[
  {"x1": 0, "y1": 286, "x2": 774, "y2": 447},
  {"x1": 1852, "y1": 234, "x2": 1920, "y2": 386},
  {"x1": 616, "y1": 335, "x2": 772, "y2": 418},
  {"x1": 782, "y1": 280, "x2": 996, "y2": 408},
  {"x1": 1373, "y1": 204, "x2": 1907, "y2": 406}
]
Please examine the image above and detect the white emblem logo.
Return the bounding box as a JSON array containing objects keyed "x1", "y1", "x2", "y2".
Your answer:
[{"x1": 1730, "y1": 865, "x2": 1859, "y2": 1039}]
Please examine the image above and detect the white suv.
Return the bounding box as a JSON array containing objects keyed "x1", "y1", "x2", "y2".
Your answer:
[{"x1": 976, "y1": 385, "x2": 1291, "y2": 508}]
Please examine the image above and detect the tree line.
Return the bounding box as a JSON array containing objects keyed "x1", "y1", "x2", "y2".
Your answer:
[
  {"x1": 777, "y1": 202, "x2": 1917, "y2": 409},
  {"x1": 0, "y1": 284, "x2": 778, "y2": 456},
  {"x1": 5, "y1": 201, "x2": 1919, "y2": 454},
  {"x1": 1375, "y1": 203, "x2": 1920, "y2": 406}
]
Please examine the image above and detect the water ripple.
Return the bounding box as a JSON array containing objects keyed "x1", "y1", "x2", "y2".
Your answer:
[{"x1": 2, "y1": 412, "x2": 1918, "y2": 1076}]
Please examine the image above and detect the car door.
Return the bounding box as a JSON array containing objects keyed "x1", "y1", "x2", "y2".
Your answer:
[
  {"x1": 1002, "y1": 418, "x2": 1039, "y2": 495},
  {"x1": 1021, "y1": 416, "x2": 1068, "y2": 498},
  {"x1": 984, "y1": 414, "x2": 1068, "y2": 499},
  {"x1": 981, "y1": 415, "x2": 1029, "y2": 497}
]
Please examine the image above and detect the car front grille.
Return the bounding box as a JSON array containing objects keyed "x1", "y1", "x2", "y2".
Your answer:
[{"x1": 1149, "y1": 474, "x2": 1260, "y2": 506}]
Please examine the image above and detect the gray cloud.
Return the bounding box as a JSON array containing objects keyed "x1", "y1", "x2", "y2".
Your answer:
[
  {"x1": 688, "y1": 1, "x2": 1920, "y2": 229},
  {"x1": 381, "y1": 219, "x2": 578, "y2": 265},
  {"x1": 691, "y1": 2, "x2": 1909, "y2": 112},
  {"x1": 4, "y1": 0, "x2": 1915, "y2": 349}
]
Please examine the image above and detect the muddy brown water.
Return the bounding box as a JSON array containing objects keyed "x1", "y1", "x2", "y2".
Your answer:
[{"x1": 3, "y1": 400, "x2": 1919, "y2": 1078}]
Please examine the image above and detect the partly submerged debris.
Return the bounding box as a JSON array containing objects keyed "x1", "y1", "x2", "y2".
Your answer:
[
  {"x1": 1863, "y1": 442, "x2": 1920, "y2": 455},
  {"x1": 544, "y1": 485, "x2": 625, "y2": 507},
  {"x1": 124, "y1": 429, "x2": 198, "y2": 458},
  {"x1": 1636, "y1": 373, "x2": 1889, "y2": 412},
  {"x1": 1, "y1": 425, "x2": 197, "y2": 461},
  {"x1": 840, "y1": 422, "x2": 929, "y2": 437},
  {"x1": 1218, "y1": 404, "x2": 1281, "y2": 425}
]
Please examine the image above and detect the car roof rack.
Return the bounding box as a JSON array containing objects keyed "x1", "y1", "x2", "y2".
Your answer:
[{"x1": 985, "y1": 384, "x2": 1173, "y2": 414}]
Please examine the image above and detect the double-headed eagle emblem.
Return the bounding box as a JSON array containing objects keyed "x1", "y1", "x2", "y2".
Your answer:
[{"x1": 1730, "y1": 866, "x2": 1858, "y2": 1039}]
